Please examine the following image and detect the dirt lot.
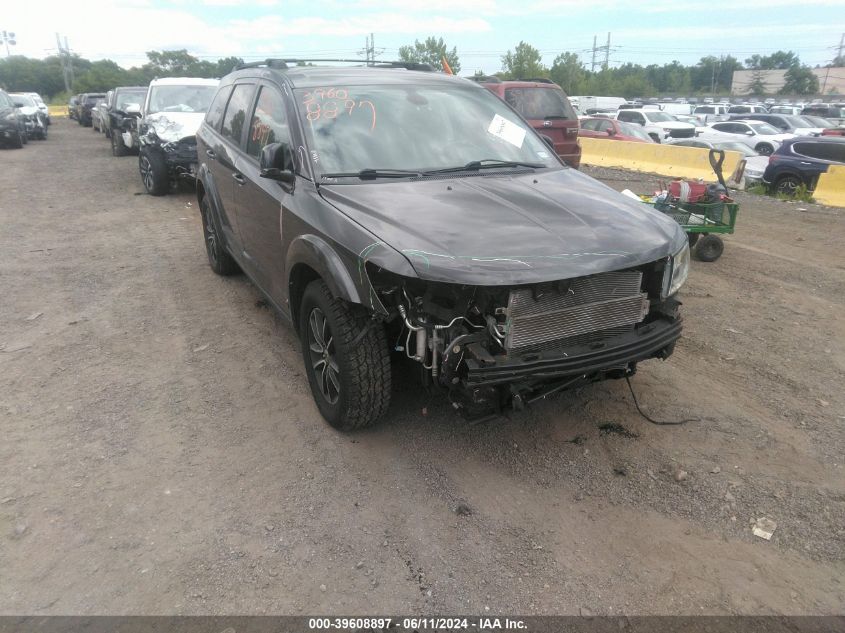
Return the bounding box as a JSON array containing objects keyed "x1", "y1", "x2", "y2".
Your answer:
[{"x1": 1, "y1": 120, "x2": 844, "y2": 616}]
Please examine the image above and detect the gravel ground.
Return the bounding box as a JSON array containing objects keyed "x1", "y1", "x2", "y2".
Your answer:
[{"x1": 1, "y1": 121, "x2": 843, "y2": 616}]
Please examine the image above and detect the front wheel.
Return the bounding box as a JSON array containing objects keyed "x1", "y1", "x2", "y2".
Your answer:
[
  {"x1": 754, "y1": 143, "x2": 774, "y2": 156},
  {"x1": 695, "y1": 234, "x2": 724, "y2": 262},
  {"x1": 139, "y1": 149, "x2": 168, "y2": 196},
  {"x1": 299, "y1": 280, "x2": 391, "y2": 431},
  {"x1": 111, "y1": 130, "x2": 128, "y2": 156}
]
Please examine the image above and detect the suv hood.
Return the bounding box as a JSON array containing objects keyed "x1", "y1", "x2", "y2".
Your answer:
[
  {"x1": 320, "y1": 169, "x2": 685, "y2": 286},
  {"x1": 145, "y1": 111, "x2": 205, "y2": 143},
  {"x1": 652, "y1": 121, "x2": 695, "y2": 129},
  {"x1": 16, "y1": 106, "x2": 39, "y2": 117}
]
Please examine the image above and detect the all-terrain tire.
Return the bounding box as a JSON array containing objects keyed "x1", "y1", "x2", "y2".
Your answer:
[
  {"x1": 299, "y1": 280, "x2": 391, "y2": 431},
  {"x1": 199, "y1": 196, "x2": 240, "y2": 276},
  {"x1": 139, "y1": 149, "x2": 168, "y2": 196},
  {"x1": 775, "y1": 174, "x2": 802, "y2": 197},
  {"x1": 754, "y1": 143, "x2": 774, "y2": 156}
]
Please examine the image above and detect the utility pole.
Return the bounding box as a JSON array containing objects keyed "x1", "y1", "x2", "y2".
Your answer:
[
  {"x1": 55, "y1": 33, "x2": 73, "y2": 93},
  {"x1": 358, "y1": 33, "x2": 382, "y2": 66},
  {"x1": 838, "y1": 32, "x2": 844, "y2": 62},
  {"x1": 590, "y1": 33, "x2": 611, "y2": 72},
  {"x1": 1, "y1": 30, "x2": 16, "y2": 57}
]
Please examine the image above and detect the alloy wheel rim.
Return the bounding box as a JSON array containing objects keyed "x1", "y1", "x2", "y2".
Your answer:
[
  {"x1": 140, "y1": 156, "x2": 154, "y2": 191},
  {"x1": 203, "y1": 206, "x2": 219, "y2": 264},
  {"x1": 307, "y1": 307, "x2": 340, "y2": 404}
]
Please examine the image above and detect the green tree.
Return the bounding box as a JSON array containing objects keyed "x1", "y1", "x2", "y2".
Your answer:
[
  {"x1": 780, "y1": 65, "x2": 819, "y2": 95},
  {"x1": 747, "y1": 69, "x2": 768, "y2": 95},
  {"x1": 745, "y1": 51, "x2": 800, "y2": 70},
  {"x1": 500, "y1": 41, "x2": 547, "y2": 80},
  {"x1": 549, "y1": 52, "x2": 584, "y2": 94},
  {"x1": 398, "y1": 36, "x2": 460, "y2": 73},
  {"x1": 75, "y1": 60, "x2": 130, "y2": 92},
  {"x1": 144, "y1": 49, "x2": 199, "y2": 76}
]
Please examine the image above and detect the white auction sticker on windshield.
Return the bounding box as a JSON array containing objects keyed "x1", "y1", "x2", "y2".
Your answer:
[{"x1": 488, "y1": 114, "x2": 526, "y2": 148}]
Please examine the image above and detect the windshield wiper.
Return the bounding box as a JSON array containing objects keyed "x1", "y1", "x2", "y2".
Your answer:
[
  {"x1": 321, "y1": 168, "x2": 423, "y2": 180},
  {"x1": 426, "y1": 159, "x2": 546, "y2": 175}
]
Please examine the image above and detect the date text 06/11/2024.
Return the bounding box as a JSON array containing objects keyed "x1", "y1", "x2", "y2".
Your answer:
[{"x1": 307, "y1": 617, "x2": 528, "y2": 630}]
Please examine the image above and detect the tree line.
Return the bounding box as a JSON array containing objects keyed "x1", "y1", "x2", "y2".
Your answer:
[{"x1": 0, "y1": 39, "x2": 835, "y2": 103}]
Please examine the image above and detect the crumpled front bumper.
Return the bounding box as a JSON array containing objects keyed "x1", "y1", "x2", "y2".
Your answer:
[{"x1": 465, "y1": 316, "x2": 682, "y2": 388}]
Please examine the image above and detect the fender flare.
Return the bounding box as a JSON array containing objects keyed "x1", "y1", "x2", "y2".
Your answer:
[{"x1": 286, "y1": 234, "x2": 364, "y2": 307}]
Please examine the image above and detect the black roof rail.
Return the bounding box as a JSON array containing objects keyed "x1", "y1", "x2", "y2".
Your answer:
[{"x1": 232, "y1": 58, "x2": 436, "y2": 72}]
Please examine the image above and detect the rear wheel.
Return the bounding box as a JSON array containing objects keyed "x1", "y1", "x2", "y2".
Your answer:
[
  {"x1": 694, "y1": 234, "x2": 724, "y2": 262},
  {"x1": 775, "y1": 174, "x2": 802, "y2": 196},
  {"x1": 199, "y1": 196, "x2": 239, "y2": 276},
  {"x1": 299, "y1": 280, "x2": 391, "y2": 431},
  {"x1": 754, "y1": 143, "x2": 774, "y2": 156},
  {"x1": 139, "y1": 149, "x2": 168, "y2": 196}
]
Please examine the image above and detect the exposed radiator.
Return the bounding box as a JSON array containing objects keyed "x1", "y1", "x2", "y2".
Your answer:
[{"x1": 504, "y1": 271, "x2": 649, "y2": 351}]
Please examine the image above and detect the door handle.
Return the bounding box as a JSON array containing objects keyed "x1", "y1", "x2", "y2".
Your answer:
[
  {"x1": 800, "y1": 161, "x2": 812, "y2": 165},
  {"x1": 232, "y1": 173, "x2": 246, "y2": 185},
  {"x1": 206, "y1": 149, "x2": 216, "y2": 158}
]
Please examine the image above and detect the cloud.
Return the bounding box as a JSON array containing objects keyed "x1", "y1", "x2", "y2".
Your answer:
[{"x1": 229, "y1": 14, "x2": 492, "y2": 39}]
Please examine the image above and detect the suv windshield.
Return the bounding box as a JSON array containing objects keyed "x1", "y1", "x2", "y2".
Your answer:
[
  {"x1": 147, "y1": 85, "x2": 217, "y2": 114},
  {"x1": 644, "y1": 112, "x2": 676, "y2": 122},
  {"x1": 503, "y1": 88, "x2": 577, "y2": 120},
  {"x1": 296, "y1": 84, "x2": 558, "y2": 176},
  {"x1": 749, "y1": 122, "x2": 780, "y2": 135},
  {"x1": 11, "y1": 95, "x2": 35, "y2": 107},
  {"x1": 116, "y1": 90, "x2": 146, "y2": 111},
  {"x1": 84, "y1": 95, "x2": 105, "y2": 104}
]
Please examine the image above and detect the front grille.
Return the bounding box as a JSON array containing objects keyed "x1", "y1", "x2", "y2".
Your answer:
[
  {"x1": 669, "y1": 128, "x2": 695, "y2": 138},
  {"x1": 504, "y1": 271, "x2": 649, "y2": 351}
]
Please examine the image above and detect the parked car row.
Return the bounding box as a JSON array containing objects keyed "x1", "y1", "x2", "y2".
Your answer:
[
  {"x1": 0, "y1": 89, "x2": 51, "y2": 148},
  {"x1": 574, "y1": 97, "x2": 845, "y2": 195}
]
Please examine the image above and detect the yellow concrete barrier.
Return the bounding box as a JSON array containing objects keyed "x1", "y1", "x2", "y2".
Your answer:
[
  {"x1": 48, "y1": 105, "x2": 69, "y2": 117},
  {"x1": 579, "y1": 137, "x2": 743, "y2": 182},
  {"x1": 813, "y1": 165, "x2": 845, "y2": 207}
]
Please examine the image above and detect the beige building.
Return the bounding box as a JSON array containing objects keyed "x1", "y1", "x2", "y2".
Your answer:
[{"x1": 731, "y1": 67, "x2": 845, "y2": 96}]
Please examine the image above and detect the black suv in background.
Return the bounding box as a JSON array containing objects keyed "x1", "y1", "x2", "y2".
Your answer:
[
  {"x1": 68, "y1": 95, "x2": 79, "y2": 120},
  {"x1": 106, "y1": 86, "x2": 147, "y2": 153},
  {"x1": 194, "y1": 60, "x2": 689, "y2": 430},
  {"x1": 762, "y1": 136, "x2": 845, "y2": 195},
  {"x1": 0, "y1": 89, "x2": 27, "y2": 148},
  {"x1": 77, "y1": 93, "x2": 106, "y2": 127}
]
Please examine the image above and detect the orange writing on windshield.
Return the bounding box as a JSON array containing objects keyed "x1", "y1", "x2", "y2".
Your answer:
[{"x1": 302, "y1": 88, "x2": 376, "y2": 131}]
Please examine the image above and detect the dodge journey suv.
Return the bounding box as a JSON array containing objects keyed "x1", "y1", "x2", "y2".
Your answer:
[{"x1": 195, "y1": 60, "x2": 689, "y2": 430}]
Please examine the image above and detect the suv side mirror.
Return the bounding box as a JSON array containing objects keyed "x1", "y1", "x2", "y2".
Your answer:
[
  {"x1": 260, "y1": 142, "x2": 296, "y2": 186},
  {"x1": 745, "y1": 130, "x2": 754, "y2": 136},
  {"x1": 124, "y1": 103, "x2": 141, "y2": 114}
]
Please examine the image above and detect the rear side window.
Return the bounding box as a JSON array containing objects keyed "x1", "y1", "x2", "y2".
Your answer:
[
  {"x1": 617, "y1": 110, "x2": 643, "y2": 124},
  {"x1": 696, "y1": 106, "x2": 715, "y2": 114},
  {"x1": 221, "y1": 84, "x2": 254, "y2": 145},
  {"x1": 503, "y1": 88, "x2": 577, "y2": 120},
  {"x1": 246, "y1": 86, "x2": 291, "y2": 159},
  {"x1": 794, "y1": 142, "x2": 845, "y2": 162},
  {"x1": 205, "y1": 85, "x2": 233, "y2": 131}
]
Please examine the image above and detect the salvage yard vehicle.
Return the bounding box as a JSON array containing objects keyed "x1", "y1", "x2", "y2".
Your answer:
[
  {"x1": 92, "y1": 91, "x2": 110, "y2": 133},
  {"x1": 698, "y1": 120, "x2": 793, "y2": 156},
  {"x1": 578, "y1": 117, "x2": 654, "y2": 142},
  {"x1": 195, "y1": 60, "x2": 689, "y2": 430},
  {"x1": 106, "y1": 85, "x2": 147, "y2": 153},
  {"x1": 0, "y1": 89, "x2": 27, "y2": 148},
  {"x1": 68, "y1": 95, "x2": 79, "y2": 120},
  {"x1": 136, "y1": 77, "x2": 218, "y2": 195},
  {"x1": 78, "y1": 93, "x2": 106, "y2": 127},
  {"x1": 9, "y1": 93, "x2": 47, "y2": 140},
  {"x1": 25, "y1": 92, "x2": 50, "y2": 125},
  {"x1": 669, "y1": 139, "x2": 767, "y2": 188},
  {"x1": 762, "y1": 136, "x2": 845, "y2": 196},
  {"x1": 730, "y1": 113, "x2": 823, "y2": 136},
  {"x1": 475, "y1": 77, "x2": 581, "y2": 168},
  {"x1": 615, "y1": 108, "x2": 695, "y2": 142}
]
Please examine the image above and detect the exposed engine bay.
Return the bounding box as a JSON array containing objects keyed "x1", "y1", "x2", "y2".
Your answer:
[{"x1": 367, "y1": 259, "x2": 683, "y2": 419}]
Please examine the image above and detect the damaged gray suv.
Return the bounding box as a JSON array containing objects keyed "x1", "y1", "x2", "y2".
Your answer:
[{"x1": 195, "y1": 60, "x2": 689, "y2": 429}]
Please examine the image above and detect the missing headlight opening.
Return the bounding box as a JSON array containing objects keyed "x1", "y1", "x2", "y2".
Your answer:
[{"x1": 366, "y1": 259, "x2": 682, "y2": 420}]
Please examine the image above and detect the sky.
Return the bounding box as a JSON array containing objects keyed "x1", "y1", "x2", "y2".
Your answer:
[{"x1": 3, "y1": 0, "x2": 844, "y2": 74}]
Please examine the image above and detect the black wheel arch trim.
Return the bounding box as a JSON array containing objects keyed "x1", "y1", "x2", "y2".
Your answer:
[{"x1": 286, "y1": 235, "x2": 370, "y2": 313}]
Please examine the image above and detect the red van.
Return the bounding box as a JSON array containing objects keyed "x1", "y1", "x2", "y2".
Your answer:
[{"x1": 477, "y1": 78, "x2": 581, "y2": 168}]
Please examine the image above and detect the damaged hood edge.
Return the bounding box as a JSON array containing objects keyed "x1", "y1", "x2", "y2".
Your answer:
[{"x1": 144, "y1": 111, "x2": 205, "y2": 143}]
